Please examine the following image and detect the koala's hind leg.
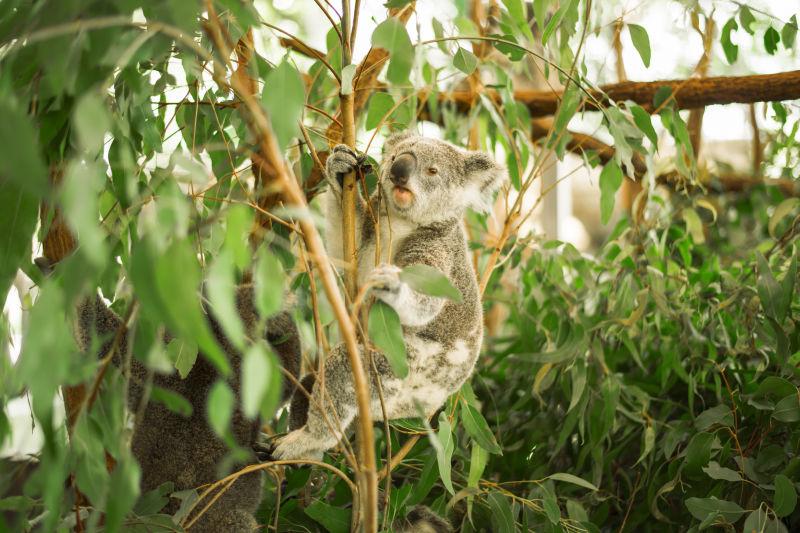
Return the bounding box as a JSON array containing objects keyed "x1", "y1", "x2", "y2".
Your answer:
[{"x1": 273, "y1": 343, "x2": 400, "y2": 461}]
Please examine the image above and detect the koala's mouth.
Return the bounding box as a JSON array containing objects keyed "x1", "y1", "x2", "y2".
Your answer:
[{"x1": 391, "y1": 185, "x2": 414, "y2": 208}]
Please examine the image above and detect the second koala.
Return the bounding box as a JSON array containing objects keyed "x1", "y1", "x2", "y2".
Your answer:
[{"x1": 273, "y1": 132, "x2": 505, "y2": 460}]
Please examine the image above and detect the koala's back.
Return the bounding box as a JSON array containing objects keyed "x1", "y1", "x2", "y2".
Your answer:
[{"x1": 79, "y1": 285, "x2": 300, "y2": 532}]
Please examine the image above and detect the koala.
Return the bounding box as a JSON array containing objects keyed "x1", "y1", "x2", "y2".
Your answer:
[
  {"x1": 272, "y1": 131, "x2": 504, "y2": 463},
  {"x1": 73, "y1": 282, "x2": 301, "y2": 532}
]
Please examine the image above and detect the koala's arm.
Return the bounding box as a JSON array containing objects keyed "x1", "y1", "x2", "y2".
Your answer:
[
  {"x1": 370, "y1": 242, "x2": 454, "y2": 328},
  {"x1": 75, "y1": 296, "x2": 148, "y2": 408},
  {"x1": 324, "y1": 145, "x2": 367, "y2": 263}
]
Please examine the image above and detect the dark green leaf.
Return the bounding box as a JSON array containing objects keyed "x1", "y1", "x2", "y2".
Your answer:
[
  {"x1": 685, "y1": 497, "x2": 745, "y2": 523},
  {"x1": 486, "y1": 492, "x2": 515, "y2": 533},
  {"x1": 773, "y1": 394, "x2": 800, "y2": 423},
  {"x1": 305, "y1": 500, "x2": 351, "y2": 533},
  {"x1": 721, "y1": 18, "x2": 739, "y2": 64},
  {"x1": 764, "y1": 26, "x2": 781, "y2": 54},
  {"x1": 461, "y1": 400, "x2": 502, "y2": 455},
  {"x1": 368, "y1": 300, "x2": 408, "y2": 377},
  {"x1": 631, "y1": 104, "x2": 658, "y2": 146},
  {"x1": 774, "y1": 474, "x2": 796, "y2": 517},
  {"x1": 694, "y1": 405, "x2": 733, "y2": 431}
]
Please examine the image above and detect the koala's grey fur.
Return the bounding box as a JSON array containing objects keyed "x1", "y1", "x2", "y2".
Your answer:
[
  {"x1": 76, "y1": 284, "x2": 300, "y2": 532},
  {"x1": 274, "y1": 132, "x2": 505, "y2": 461}
]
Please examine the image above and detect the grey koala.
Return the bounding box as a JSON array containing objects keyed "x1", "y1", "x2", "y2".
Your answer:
[
  {"x1": 273, "y1": 131, "x2": 505, "y2": 464},
  {"x1": 74, "y1": 283, "x2": 300, "y2": 532}
]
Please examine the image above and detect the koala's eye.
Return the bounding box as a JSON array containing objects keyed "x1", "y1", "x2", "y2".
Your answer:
[{"x1": 426, "y1": 167, "x2": 438, "y2": 175}]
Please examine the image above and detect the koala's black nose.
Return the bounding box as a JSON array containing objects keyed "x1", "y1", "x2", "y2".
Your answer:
[{"x1": 390, "y1": 153, "x2": 415, "y2": 186}]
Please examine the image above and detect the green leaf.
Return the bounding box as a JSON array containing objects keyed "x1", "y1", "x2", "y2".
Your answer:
[
  {"x1": 368, "y1": 300, "x2": 408, "y2": 377},
  {"x1": 365, "y1": 92, "x2": 394, "y2": 131},
  {"x1": 461, "y1": 400, "x2": 502, "y2": 455},
  {"x1": 241, "y1": 344, "x2": 274, "y2": 419},
  {"x1": 0, "y1": 179, "x2": 37, "y2": 298},
  {"x1": 757, "y1": 252, "x2": 784, "y2": 322},
  {"x1": 636, "y1": 425, "x2": 655, "y2": 466},
  {"x1": 628, "y1": 24, "x2": 651, "y2": 67},
  {"x1": 541, "y1": 0, "x2": 578, "y2": 46},
  {"x1": 683, "y1": 432, "x2": 714, "y2": 475},
  {"x1": 702, "y1": 461, "x2": 742, "y2": 482},
  {"x1": 739, "y1": 6, "x2": 756, "y2": 35},
  {"x1": 167, "y1": 338, "x2": 198, "y2": 379},
  {"x1": 400, "y1": 264, "x2": 462, "y2": 302},
  {"x1": 773, "y1": 394, "x2": 800, "y2": 423},
  {"x1": 371, "y1": 18, "x2": 414, "y2": 85},
  {"x1": 432, "y1": 412, "x2": 455, "y2": 495},
  {"x1": 467, "y1": 443, "x2": 488, "y2": 491},
  {"x1": 207, "y1": 380, "x2": 234, "y2": 437},
  {"x1": 453, "y1": 46, "x2": 478, "y2": 75},
  {"x1": 774, "y1": 474, "x2": 796, "y2": 517},
  {"x1": 542, "y1": 484, "x2": 561, "y2": 524},
  {"x1": 104, "y1": 454, "x2": 141, "y2": 533},
  {"x1": 224, "y1": 205, "x2": 254, "y2": 271},
  {"x1": 548, "y1": 472, "x2": 598, "y2": 491},
  {"x1": 768, "y1": 198, "x2": 799, "y2": 237},
  {"x1": 685, "y1": 497, "x2": 745, "y2": 523},
  {"x1": 74, "y1": 92, "x2": 111, "y2": 152},
  {"x1": 486, "y1": 492, "x2": 515, "y2": 533},
  {"x1": 721, "y1": 18, "x2": 739, "y2": 64},
  {"x1": 305, "y1": 500, "x2": 351, "y2": 533},
  {"x1": 783, "y1": 16, "x2": 798, "y2": 49},
  {"x1": 764, "y1": 26, "x2": 781, "y2": 55},
  {"x1": 599, "y1": 160, "x2": 623, "y2": 225},
  {"x1": 207, "y1": 250, "x2": 246, "y2": 350},
  {"x1": 682, "y1": 208, "x2": 705, "y2": 244},
  {"x1": 150, "y1": 386, "x2": 193, "y2": 417},
  {"x1": 262, "y1": 59, "x2": 305, "y2": 150},
  {"x1": 631, "y1": 104, "x2": 658, "y2": 146},
  {"x1": 694, "y1": 405, "x2": 733, "y2": 431},
  {"x1": 254, "y1": 248, "x2": 285, "y2": 318}
]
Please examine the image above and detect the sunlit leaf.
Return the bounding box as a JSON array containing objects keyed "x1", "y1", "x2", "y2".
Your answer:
[
  {"x1": 262, "y1": 59, "x2": 305, "y2": 150},
  {"x1": 628, "y1": 24, "x2": 651, "y2": 67},
  {"x1": 599, "y1": 160, "x2": 623, "y2": 225},
  {"x1": 400, "y1": 264, "x2": 462, "y2": 302},
  {"x1": 371, "y1": 18, "x2": 414, "y2": 85}
]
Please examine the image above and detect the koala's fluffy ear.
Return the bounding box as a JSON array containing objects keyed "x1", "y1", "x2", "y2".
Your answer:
[
  {"x1": 464, "y1": 151, "x2": 506, "y2": 212},
  {"x1": 382, "y1": 131, "x2": 416, "y2": 155}
]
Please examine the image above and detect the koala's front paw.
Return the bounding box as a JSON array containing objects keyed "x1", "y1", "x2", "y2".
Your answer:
[
  {"x1": 325, "y1": 144, "x2": 362, "y2": 190},
  {"x1": 270, "y1": 428, "x2": 325, "y2": 462},
  {"x1": 368, "y1": 263, "x2": 404, "y2": 305}
]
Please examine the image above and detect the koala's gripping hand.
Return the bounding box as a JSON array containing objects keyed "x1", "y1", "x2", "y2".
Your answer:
[
  {"x1": 368, "y1": 263, "x2": 448, "y2": 328},
  {"x1": 367, "y1": 263, "x2": 403, "y2": 306},
  {"x1": 325, "y1": 144, "x2": 366, "y2": 193}
]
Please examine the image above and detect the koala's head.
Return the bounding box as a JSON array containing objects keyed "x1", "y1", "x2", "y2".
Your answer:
[{"x1": 380, "y1": 132, "x2": 506, "y2": 224}]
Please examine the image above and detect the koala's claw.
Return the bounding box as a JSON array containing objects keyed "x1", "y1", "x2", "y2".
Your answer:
[
  {"x1": 368, "y1": 263, "x2": 402, "y2": 294},
  {"x1": 326, "y1": 144, "x2": 370, "y2": 189},
  {"x1": 252, "y1": 440, "x2": 276, "y2": 462}
]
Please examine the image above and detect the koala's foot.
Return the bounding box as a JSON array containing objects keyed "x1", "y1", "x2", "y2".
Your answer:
[{"x1": 270, "y1": 428, "x2": 326, "y2": 462}]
